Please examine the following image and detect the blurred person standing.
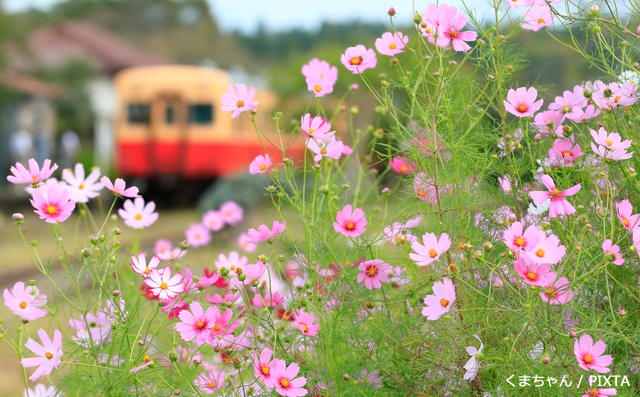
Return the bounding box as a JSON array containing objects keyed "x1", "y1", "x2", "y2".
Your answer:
[{"x1": 60, "y1": 129, "x2": 80, "y2": 168}]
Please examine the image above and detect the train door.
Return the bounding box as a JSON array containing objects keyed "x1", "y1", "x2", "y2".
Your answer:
[{"x1": 150, "y1": 93, "x2": 187, "y2": 175}]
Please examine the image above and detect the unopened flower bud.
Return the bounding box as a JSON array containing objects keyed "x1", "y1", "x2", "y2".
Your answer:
[
  {"x1": 343, "y1": 373, "x2": 351, "y2": 381},
  {"x1": 112, "y1": 290, "x2": 120, "y2": 297},
  {"x1": 12, "y1": 213, "x2": 24, "y2": 223},
  {"x1": 569, "y1": 330, "x2": 577, "y2": 338},
  {"x1": 381, "y1": 187, "x2": 390, "y2": 195},
  {"x1": 265, "y1": 185, "x2": 276, "y2": 192},
  {"x1": 350, "y1": 106, "x2": 359, "y2": 115},
  {"x1": 350, "y1": 83, "x2": 359, "y2": 91},
  {"x1": 619, "y1": 309, "x2": 626, "y2": 316},
  {"x1": 413, "y1": 12, "x2": 422, "y2": 24},
  {"x1": 590, "y1": 4, "x2": 600, "y2": 14},
  {"x1": 388, "y1": 7, "x2": 396, "y2": 16},
  {"x1": 542, "y1": 356, "x2": 551, "y2": 364}
]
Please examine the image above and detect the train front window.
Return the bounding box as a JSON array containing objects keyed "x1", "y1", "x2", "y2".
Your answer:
[
  {"x1": 165, "y1": 106, "x2": 175, "y2": 124},
  {"x1": 127, "y1": 103, "x2": 150, "y2": 124},
  {"x1": 188, "y1": 104, "x2": 213, "y2": 124}
]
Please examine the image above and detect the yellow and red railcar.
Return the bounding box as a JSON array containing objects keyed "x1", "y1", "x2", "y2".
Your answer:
[{"x1": 114, "y1": 65, "x2": 298, "y2": 178}]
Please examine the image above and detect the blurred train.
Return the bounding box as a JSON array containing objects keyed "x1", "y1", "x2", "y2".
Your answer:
[{"x1": 113, "y1": 65, "x2": 300, "y2": 198}]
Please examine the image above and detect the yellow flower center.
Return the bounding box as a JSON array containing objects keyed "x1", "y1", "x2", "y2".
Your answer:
[
  {"x1": 236, "y1": 100, "x2": 245, "y2": 107},
  {"x1": 345, "y1": 221, "x2": 355, "y2": 231},
  {"x1": 583, "y1": 354, "x2": 593, "y2": 364},
  {"x1": 261, "y1": 365, "x2": 270, "y2": 375},
  {"x1": 514, "y1": 237, "x2": 525, "y2": 247},
  {"x1": 605, "y1": 139, "x2": 613, "y2": 146},
  {"x1": 389, "y1": 42, "x2": 397, "y2": 49},
  {"x1": 159, "y1": 282, "x2": 168, "y2": 290},
  {"x1": 46, "y1": 205, "x2": 58, "y2": 215},
  {"x1": 561, "y1": 151, "x2": 571, "y2": 158},
  {"x1": 537, "y1": 18, "x2": 546, "y2": 24},
  {"x1": 535, "y1": 249, "x2": 545, "y2": 258},
  {"x1": 516, "y1": 103, "x2": 529, "y2": 113},
  {"x1": 439, "y1": 299, "x2": 449, "y2": 307},
  {"x1": 314, "y1": 85, "x2": 322, "y2": 92},
  {"x1": 259, "y1": 164, "x2": 267, "y2": 170},
  {"x1": 366, "y1": 266, "x2": 378, "y2": 277},
  {"x1": 32, "y1": 175, "x2": 38, "y2": 182},
  {"x1": 144, "y1": 355, "x2": 152, "y2": 362},
  {"x1": 429, "y1": 249, "x2": 438, "y2": 258},
  {"x1": 213, "y1": 323, "x2": 222, "y2": 331},
  {"x1": 300, "y1": 322, "x2": 309, "y2": 332},
  {"x1": 196, "y1": 321, "x2": 205, "y2": 329},
  {"x1": 78, "y1": 183, "x2": 85, "y2": 189},
  {"x1": 134, "y1": 214, "x2": 143, "y2": 220},
  {"x1": 400, "y1": 165, "x2": 408, "y2": 172},
  {"x1": 207, "y1": 381, "x2": 217, "y2": 389},
  {"x1": 349, "y1": 56, "x2": 363, "y2": 66},
  {"x1": 526, "y1": 271, "x2": 537, "y2": 281},
  {"x1": 19, "y1": 301, "x2": 27, "y2": 309},
  {"x1": 280, "y1": 378, "x2": 290, "y2": 388},
  {"x1": 45, "y1": 352, "x2": 53, "y2": 359},
  {"x1": 551, "y1": 189, "x2": 561, "y2": 198}
]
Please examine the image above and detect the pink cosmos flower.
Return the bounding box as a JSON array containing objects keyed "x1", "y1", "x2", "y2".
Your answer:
[
  {"x1": 202, "y1": 210, "x2": 225, "y2": 231},
  {"x1": 158, "y1": 246, "x2": 186, "y2": 261},
  {"x1": 549, "y1": 89, "x2": 587, "y2": 116},
  {"x1": 252, "y1": 292, "x2": 283, "y2": 308},
  {"x1": 68, "y1": 310, "x2": 112, "y2": 347},
  {"x1": 185, "y1": 223, "x2": 211, "y2": 247},
  {"x1": 270, "y1": 359, "x2": 308, "y2": 397},
  {"x1": 215, "y1": 251, "x2": 248, "y2": 274},
  {"x1": 154, "y1": 239, "x2": 172, "y2": 256},
  {"x1": 195, "y1": 368, "x2": 225, "y2": 394},
  {"x1": 237, "y1": 232, "x2": 258, "y2": 252},
  {"x1": 529, "y1": 174, "x2": 581, "y2": 218},
  {"x1": 574, "y1": 334, "x2": 613, "y2": 373},
  {"x1": 566, "y1": 104, "x2": 600, "y2": 122},
  {"x1": 592, "y1": 144, "x2": 632, "y2": 161},
  {"x1": 357, "y1": 259, "x2": 392, "y2": 290},
  {"x1": 249, "y1": 154, "x2": 273, "y2": 174},
  {"x1": 207, "y1": 307, "x2": 240, "y2": 347},
  {"x1": 382, "y1": 222, "x2": 417, "y2": 245},
  {"x1": 436, "y1": 13, "x2": 477, "y2": 52},
  {"x1": 176, "y1": 302, "x2": 216, "y2": 346},
  {"x1": 21, "y1": 329, "x2": 63, "y2": 381},
  {"x1": 341, "y1": 44, "x2": 377, "y2": 74},
  {"x1": 144, "y1": 267, "x2": 184, "y2": 301},
  {"x1": 301, "y1": 58, "x2": 338, "y2": 97},
  {"x1": 300, "y1": 114, "x2": 334, "y2": 141},
  {"x1": 375, "y1": 31, "x2": 409, "y2": 56},
  {"x1": 219, "y1": 201, "x2": 243, "y2": 225},
  {"x1": 390, "y1": 156, "x2": 417, "y2": 174},
  {"x1": 514, "y1": 257, "x2": 554, "y2": 286},
  {"x1": 3, "y1": 281, "x2": 47, "y2": 321},
  {"x1": 333, "y1": 205, "x2": 367, "y2": 237},
  {"x1": 525, "y1": 234, "x2": 566, "y2": 265},
  {"x1": 548, "y1": 136, "x2": 583, "y2": 167},
  {"x1": 7, "y1": 158, "x2": 57, "y2": 185},
  {"x1": 100, "y1": 176, "x2": 138, "y2": 197},
  {"x1": 30, "y1": 184, "x2": 75, "y2": 224},
  {"x1": 582, "y1": 388, "x2": 617, "y2": 397},
  {"x1": 118, "y1": 197, "x2": 158, "y2": 229},
  {"x1": 23, "y1": 384, "x2": 60, "y2": 397},
  {"x1": 410, "y1": 232, "x2": 451, "y2": 266},
  {"x1": 422, "y1": 277, "x2": 456, "y2": 321},
  {"x1": 498, "y1": 174, "x2": 514, "y2": 194},
  {"x1": 504, "y1": 87, "x2": 544, "y2": 118},
  {"x1": 602, "y1": 239, "x2": 624, "y2": 265},
  {"x1": 616, "y1": 200, "x2": 640, "y2": 231},
  {"x1": 532, "y1": 110, "x2": 564, "y2": 136},
  {"x1": 207, "y1": 292, "x2": 240, "y2": 306},
  {"x1": 521, "y1": 5, "x2": 553, "y2": 32},
  {"x1": 228, "y1": 261, "x2": 266, "y2": 289},
  {"x1": 413, "y1": 173, "x2": 438, "y2": 204},
  {"x1": 306, "y1": 136, "x2": 351, "y2": 162},
  {"x1": 130, "y1": 253, "x2": 160, "y2": 277},
  {"x1": 539, "y1": 275, "x2": 574, "y2": 305},
  {"x1": 590, "y1": 128, "x2": 632, "y2": 161},
  {"x1": 419, "y1": 3, "x2": 459, "y2": 43},
  {"x1": 503, "y1": 221, "x2": 544, "y2": 252},
  {"x1": 61, "y1": 163, "x2": 103, "y2": 203},
  {"x1": 247, "y1": 221, "x2": 286, "y2": 244},
  {"x1": 254, "y1": 347, "x2": 276, "y2": 387},
  {"x1": 294, "y1": 310, "x2": 319, "y2": 336},
  {"x1": 221, "y1": 83, "x2": 258, "y2": 118}
]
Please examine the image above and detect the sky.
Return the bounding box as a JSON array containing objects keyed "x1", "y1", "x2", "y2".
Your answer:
[{"x1": 3, "y1": 0, "x2": 496, "y2": 33}]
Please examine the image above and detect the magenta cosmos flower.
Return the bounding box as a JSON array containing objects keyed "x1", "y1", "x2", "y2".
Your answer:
[
  {"x1": 602, "y1": 239, "x2": 624, "y2": 265},
  {"x1": 249, "y1": 154, "x2": 272, "y2": 174},
  {"x1": 410, "y1": 232, "x2": 451, "y2": 266},
  {"x1": 219, "y1": 200, "x2": 243, "y2": 225},
  {"x1": 436, "y1": 13, "x2": 477, "y2": 52},
  {"x1": 61, "y1": 163, "x2": 103, "y2": 203},
  {"x1": 574, "y1": 334, "x2": 613, "y2": 373},
  {"x1": 422, "y1": 277, "x2": 456, "y2": 321},
  {"x1": 247, "y1": 221, "x2": 286, "y2": 244},
  {"x1": 144, "y1": 267, "x2": 184, "y2": 301},
  {"x1": 176, "y1": 301, "x2": 217, "y2": 346},
  {"x1": 300, "y1": 114, "x2": 334, "y2": 141},
  {"x1": 270, "y1": 359, "x2": 308, "y2": 397},
  {"x1": 333, "y1": 205, "x2": 367, "y2": 237},
  {"x1": 130, "y1": 253, "x2": 160, "y2": 277},
  {"x1": 341, "y1": 44, "x2": 377, "y2": 74},
  {"x1": 221, "y1": 83, "x2": 258, "y2": 119},
  {"x1": 525, "y1": 234, "x2": 566, "y2": 265},
  {"x1": 306, "y1": 136, "x2": 351, "y2": 162},
  {"x1": 195, "y1": 368, "x2": 225, "y2": 394},
  {"x1": 529, "y1": 174, "x2": 581, "y2": 218},
  {"x1": 514, "y1": 257, "x2": 554, "y2": 286},
  {"x1": 294, "y1": 310, "x2": 319, "y2": 336},
  {"x1": 548, "y1": 136, "x2": 583, "y2": 167},
  {"x1": 237, "y1": 232, "x2": 258, "y2": 252},
  {"x1": 254, "y1": 347, "x2": 276, "y2": 387},
  {"x1": 582, "y1": 388, "x2": 617, "y2": 397},
  {"x1": 357, "y1": 259, "x2": 392, "y2": 290},
  {"x1": 7, "y1": 158, "x2": 57, "y2": 185},
  {"x1": 3, "y1": 281, "x2": 47, "y2": 321},
  {"x1": 503, "y1": 221, "x2": 544, "y2": 253},
  {"x1": 539, "y1": 276, "x2": 574, "y2": 305},
  {"x1": 616, "y1": 199, "x2": 639, "y2": 231},
  {"x1": 390, "y1": 156, "x2": 417, "y2": 174},
  {"x1": 375, "y1": 31, "x2": 409, "y2": 56},
  {"x1": 301, "y1": 58, "x2": 337, "y2": 97},
  {"x1": 100, "y1": 176, "x2": 139, "y2": 198},
  {"x1": 30, "y1": 184, "x2": 75, "y2": 224},
  {"x1": 504, "y1": 87, "x2": 544, "y2": 118},
  {"x1": 118, "y1": 197, "x2": 158, "y2": 229},
  {"x1": 207, "y1": 307, "x2": 241, "y2": 348},
  {"x1": 185, "y1": 223, "x2": 211, "y2": 247},
  {"x1": 21, "y1": 329, "x2": 63, "y2": 381}
]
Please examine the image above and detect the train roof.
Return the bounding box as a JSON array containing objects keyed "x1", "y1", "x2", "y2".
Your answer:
[{"x1": 115, "y1": 65, "x2": 232, "y2": 99}]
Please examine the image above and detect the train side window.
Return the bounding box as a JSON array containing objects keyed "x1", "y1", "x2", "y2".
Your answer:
[
  {"x1": 188, "y1": 103, "x2": 213, "y2": 124},
  {"x1": 127, "y1": 103, "x2": 150, "y2": 124}
]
